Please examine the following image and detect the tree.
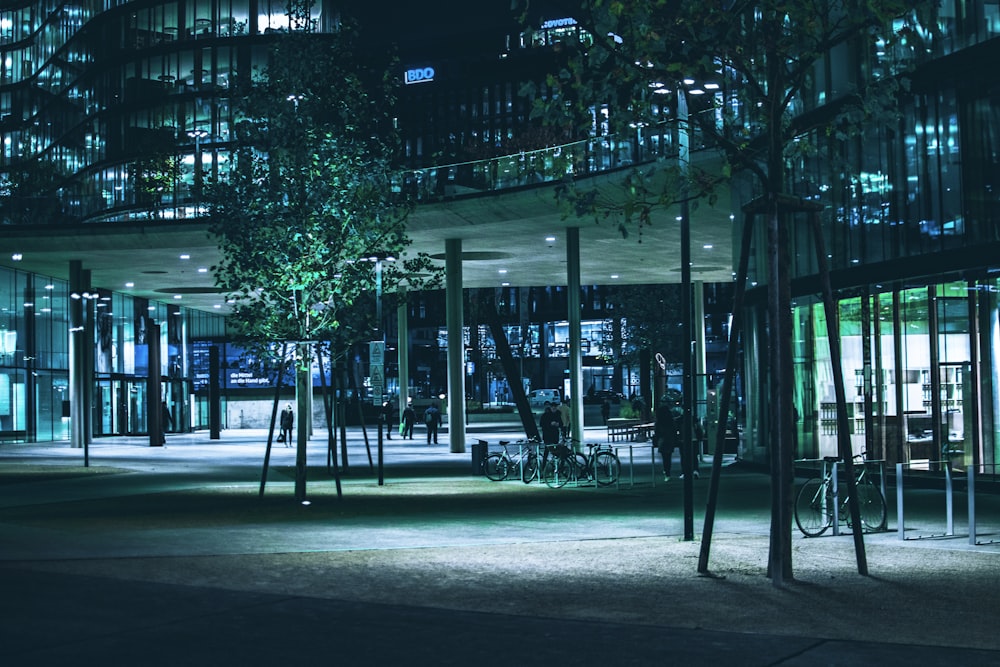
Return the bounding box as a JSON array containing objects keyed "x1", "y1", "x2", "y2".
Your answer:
[
  {"x1": 208, "y1": 6, "x2": 439, "y2": 501},
  {"x1": 610, "y1": 283, "x2": 683, "y2": 375},
  {"x1": 519, "y1": 0, "x2": 936, "y2": 582},
  {"x1": 0, "y1": 160, "x2": 70, "y2": 226}
]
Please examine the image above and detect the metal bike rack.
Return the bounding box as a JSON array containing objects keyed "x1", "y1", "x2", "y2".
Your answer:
[
  {"x1": 612, "y1": 443, "x2": 657, "y2": 489},
  {"x1": 896, "y1": 459, "x2": 963, "y2": 541},
  {"x1": 796, "y1": 456, "x2": 887, "y2": 537}
]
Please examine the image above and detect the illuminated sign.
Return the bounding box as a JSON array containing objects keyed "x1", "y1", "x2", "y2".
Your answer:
[
  {"x1": 541, "y1": 18, "x2": 577, "y2": 29},
  {"x1": 404, "y1": 66, "x2": 435, "y2": 85}
]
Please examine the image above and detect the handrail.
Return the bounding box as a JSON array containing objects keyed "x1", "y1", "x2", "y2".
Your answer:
[{"x1": 394, "y1": 121, "x2": 696, "y2": 203}]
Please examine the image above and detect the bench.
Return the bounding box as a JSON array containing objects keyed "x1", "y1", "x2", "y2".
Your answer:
[
  {"x1": 608, "y1": 419, "x2": 655, "y2": 442},
  {"x1": 0, "y1": 430, "x2": 27, "y2": 443}
]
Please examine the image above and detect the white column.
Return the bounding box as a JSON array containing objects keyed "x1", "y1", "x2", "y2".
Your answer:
[
  {"x1": 567, "y1": 228, "x2": 584, "y2": 449},
  {"x1": 445, "y1": 239, "x2": 466, "y2": 452},
  {"x1": 397, "y1": 291, "x2": 410, "y2": 426}
]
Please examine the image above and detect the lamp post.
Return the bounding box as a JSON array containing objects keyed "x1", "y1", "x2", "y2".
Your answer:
[{"x1": 186, "y1": 129, "x2": 209, "y2": 199}]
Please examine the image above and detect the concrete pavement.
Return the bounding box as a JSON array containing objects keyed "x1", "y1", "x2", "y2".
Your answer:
[{"x1": 2, "y1": 424, "x2": 999, "y2": 665}]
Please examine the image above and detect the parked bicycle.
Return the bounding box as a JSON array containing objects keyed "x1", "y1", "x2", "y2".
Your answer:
[
  {"x1": 794, "y1": 453, "x2": 887, "y2": 537},
  {"x1": 541, "y1": 441, "x2": 620, "y2": 488},
  {"x1": 483, "y1": 439, "x2": 540, "y2": 484}
]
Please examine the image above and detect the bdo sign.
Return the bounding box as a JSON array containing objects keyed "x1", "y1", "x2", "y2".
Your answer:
[{"x1": 404, "y1": 66, "x2": 435, "y2": 85}]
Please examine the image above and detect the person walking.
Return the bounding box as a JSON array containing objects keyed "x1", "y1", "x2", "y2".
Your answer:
[
  {"x1": 401, "y1": 403, "x2": 416, "y2": 439},
  {"x1": 557, "y1": 399, "x2": 571, "y2": 443},
  {"x1": 279, "y1": 403, "x2": 294, "y2": 448},
  {"x1": 424, "y1": 401, "x2": 442, "y2": 445},
  {"x1": 380, "y1": 400, "x2": 394, "y2": 440},
  {"x1": 654, "y1": 398, "x2": 679, "y2": 481},
  {"x1": 654, "y1": 398, "x2": 699, "y2": 481},
  {"x1": 539, "y1": 401, "x2": 563, "y2": 468},
  {"x1": 601, "y1": 398, "x2": 611, "y2": 425},
  {"x1": 160, "y1": 401, "x2": 173, "y2": 445}
]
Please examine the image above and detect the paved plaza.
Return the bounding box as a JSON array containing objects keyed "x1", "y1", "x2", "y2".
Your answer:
[{"x1": 2, "y1": 424, "x2": 999, "y2": 665}]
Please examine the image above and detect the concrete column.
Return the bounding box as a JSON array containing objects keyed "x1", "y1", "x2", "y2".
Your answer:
[
  {"x1": 82, "y1": 270, "x2": 94, "y2": 446},
  {"x1": 148, "y1": 321, "x2": 162, "y2": 447},
  {"x1": 397, "y1": 292, "x2": 410, "y2": 425},
  {"x1": 567, "y1": 227, "x2": 584, "y2": 448},
  {"x1": 68, "y1": 260, "x2": 85, "y2": 449},
  {"x1": 694, "y1": 281, "x2": 707, "y2": 458},
  {"x1": 209, "y1": 345, "x2": 221, "y2": 438},
  {"x1": 445, "y1": 238, "x2": 466, "y2": 452}
]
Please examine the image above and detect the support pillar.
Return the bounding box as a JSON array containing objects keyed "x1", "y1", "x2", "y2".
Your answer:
[
  {"x1": 209, "y1": 346, "x2": 221, "y2": 438},
  {"x1": 82, "y1": 270, "x2": 94, "y2": 447},
  {"x1": 694, "y1": 280, "x2": 707, "y2": 458},
  {"x1": 68, "y1": 260, "x2": 85, "y2": 449},
  {"x1": 445, "y1": 239, "x2": 466, "y2": 452},
  {"x1": 567, "y1": 227, "x2": 584, "y2": 448},
  {"x1": 148, "y1": 321, "x2": 162, "y2": 447},
  {"x1": 397, "y1": 291, "x2": 410, "y2": 427}
]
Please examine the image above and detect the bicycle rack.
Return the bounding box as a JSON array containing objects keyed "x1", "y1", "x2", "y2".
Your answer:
[
  {"x1": 612, "y1": 443, "x2": 658, "y2": 489},
  {"x1": 796, "y1": 457, "x2": 887, "y2": 537},
  {"x1": 895, "y1": 460, "x2": 990, "y2": 544}
]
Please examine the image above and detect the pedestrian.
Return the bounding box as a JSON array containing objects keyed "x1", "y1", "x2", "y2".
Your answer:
[
  {"x1": 402, "y1": 403, "x2": 416, "y2": 439},
  {"x1": 424, "y1": 401, "x2": 442, "y2": 445},
  {"x1": 557, "y1": 399, "x2": 571, "y2": 443},
  {"x1": 655, "y1": 398, "x2": 699, "y2": 481},
  {"x1": 380, "y1": 400, "x2": 394, "y2": 440},
  {"x1": 654, "y1": 398, "x2": 679, "y2": 481},
  {"x1": 279, "y1": 403, "x2": 294, "y2": 447},
  {"x1": 539, "y1": 401, "x2": 563, "y2": 468},
  {"x1": 160, "y1": 401, "x2": 173, "y2": 445},
  {"x1": 601, "y1": 398, "x2": 611, "y2": 425}
]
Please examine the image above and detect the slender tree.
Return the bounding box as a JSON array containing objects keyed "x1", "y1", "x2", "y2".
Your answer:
[
  {"x1": 519, "y1": 0, "x2": 936, "y2": 582},
  {"x1": 209, "y1": 5, "x2": 438, "y2": 501}
]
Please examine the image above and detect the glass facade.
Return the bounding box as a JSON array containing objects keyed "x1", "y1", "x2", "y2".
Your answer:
[
  {"x1": 761, "y1": 280, "x2": 998, "y2": 475},
  {"x1": 0, "y1": 263, "x2": 225, "y2": 442},
  {"x1": 734, "y1": 3, "x2": 1000, "y2": 479}
]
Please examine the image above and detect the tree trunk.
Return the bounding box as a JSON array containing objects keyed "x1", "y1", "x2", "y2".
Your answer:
[{"x1": 294, "y1": 341, "x2": 310, "y2": 503}]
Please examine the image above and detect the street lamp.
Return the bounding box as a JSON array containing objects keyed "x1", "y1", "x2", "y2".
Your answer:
[{"x1": 187, "y1": 129, "x2": 209, "y2": 198}]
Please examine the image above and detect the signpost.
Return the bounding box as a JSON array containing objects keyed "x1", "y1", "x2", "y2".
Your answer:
[{"x1": 369, "y1": 340, "x2": 385, "y2": 402}]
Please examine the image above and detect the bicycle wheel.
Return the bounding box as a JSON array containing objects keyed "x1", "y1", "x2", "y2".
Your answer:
[
  {"x1": 483, "y1": 454, "x2": 506, "y2": 481},
  {"x1": 521, "y1": 452, "x2": 538, "y2": 484},
  {"x1": 592, "y1": 451, "x2": 620, "y2": 487},
  {"x1": 542, "y1": 456, "x2": 571, "y2": 488},
  {"x1": 794, "y1": 477, "x2": 833, "y2": 537},
  {"x1": 854, "y1": 477, "x2": 887, "y2": 532},
  {"x1": 573, "y1": 453, "x2": 590, "y2": 481}
]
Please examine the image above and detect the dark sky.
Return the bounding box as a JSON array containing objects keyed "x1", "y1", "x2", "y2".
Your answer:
[{"x1": 340, "y1": 0, "x2": 524, "y2": 43}]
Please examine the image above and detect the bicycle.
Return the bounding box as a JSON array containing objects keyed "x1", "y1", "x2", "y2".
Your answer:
[
  {"x1": 794, "y1": 453, "x2": 887, "y2": 537},
  {"x1": 541, "y1": 441, "x2": 620, "y2": 488},
  {"x1": 482, "y1": 439, "x2": 540, "y2": 484}
]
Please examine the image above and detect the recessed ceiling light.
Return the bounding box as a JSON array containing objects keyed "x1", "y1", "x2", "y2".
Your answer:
[
  {"x1": 197, "y1": 267, "x2": 208, "y2": 273},
  {"x1": 11, "y1": 253, "x2": 22, "y2": 261},
  {"x1": 498, "y1": 269, "x2": 507, "y2": 274},
  {"x1": 173, "y1": 295, "x2": 182, "y2": 299},
  {"x1": 545, "y1": 236, "x2": 556, "y2": 242},
  {"x1": 610, "y1": 274, "x2": 620, "y2": 279},
  {"x1": 703, "y1": 244, "x2": 713, "y2": 249},
  {"x1": 179, "y1": 254, "x2": 190, "y2": 260},
  {"x1": 125, "y1": 282, "x2": 134, "y2": 288}
]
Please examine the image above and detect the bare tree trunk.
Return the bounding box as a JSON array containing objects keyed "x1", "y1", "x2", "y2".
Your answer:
[
  {"x1": 698, "y1": 208, "x2": 755, "y2": 573},
  {"x1": 259, "y1": 344, "x2": 288, "y2": 497},
  {"x1": 810, "y1": 212, "x2": 868, "y2": 574},
  {"x1": 294, "y1": 341, "x2": 310, "y2": 503},
  {"x1": 316, "y1": 344, "x2": 343, "y2": 499}
]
